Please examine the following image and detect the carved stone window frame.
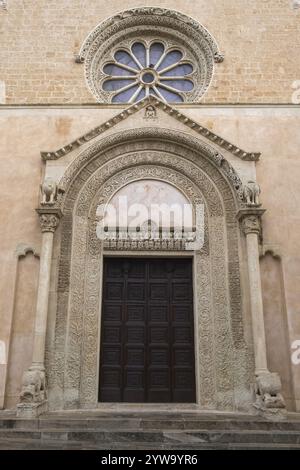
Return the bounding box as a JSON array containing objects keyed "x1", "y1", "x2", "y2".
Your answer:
[{"x1": 76, "y1": 7, "x2": 224, "y2": 103}]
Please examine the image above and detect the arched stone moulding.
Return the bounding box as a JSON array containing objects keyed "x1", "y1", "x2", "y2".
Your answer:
[
  {"x1": 46, "y1": 127, "x2": 254, "y2": 413},
  {"x1": 57, "y1": 128, "x2": 244, "y2": 202},
  {"x1": 76, "y1": 7, "x2": 224, "y2": 102}
]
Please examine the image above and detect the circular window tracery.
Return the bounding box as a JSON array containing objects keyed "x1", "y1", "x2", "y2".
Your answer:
[
  {"x1": 77, "y1": 8, "x2": 224, "y2": 104},
  {"x1": 102, "y1": 41, "x2": 194, "y2": 103}
]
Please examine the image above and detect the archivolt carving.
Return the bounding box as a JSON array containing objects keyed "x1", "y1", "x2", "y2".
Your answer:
[
  {"x1": 81, "y1": 159, "x2": 210, "y2": 217},
  {"x1": 58, "y1": 128, "x2": 243, "y2": 207},
  {"x1": 48, "y1": 132, "x2": 252, "y2": 411},
  {"x1": 77, "y1": 7, "x2": 224, "y2": 102},
  {"x1": 85, "y1": 163, "x2": 210, "y2": 258}
]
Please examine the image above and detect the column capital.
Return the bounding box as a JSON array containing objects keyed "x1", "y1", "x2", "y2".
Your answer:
[
  {"x1": 237, "y1": 208, "x2": 266, "y2": 236},
  {"x1": 36, "y1": 208, "x2": 63, "y2": 233}
]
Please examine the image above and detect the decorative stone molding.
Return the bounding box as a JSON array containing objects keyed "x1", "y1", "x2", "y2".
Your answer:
[
  {"x1": 48, "y1": 128, "x2": 247, "y2": 217},
  {"x1": 103, "y1": 238, "x2": 189, "y2": 251},
  {"x1": 37, "y1": 208, "x2": 62, "y2": 233},
  {"x1": 78, "y1": 8, "x2": 224, "y2": 63},
  {"x1": 41, "y1": 97, "x2": 261, "y2": 162},
  {"x1": 76, "y1": 7, "x2": 224, "y2": 103}
]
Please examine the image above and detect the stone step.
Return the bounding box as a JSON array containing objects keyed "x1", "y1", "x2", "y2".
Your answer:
[
  {"x1": 2, "y1": 415, "x2": 300, "y2": 432},
  {"x1": 0, "y1": 429, "x2": 300, "y2": 445},
  {"x1": 1, "y1": 412, "x2": 300, "y2": 449},
  {"x1": 0, "y1": 435, "x2": 300, "y2": 450}
]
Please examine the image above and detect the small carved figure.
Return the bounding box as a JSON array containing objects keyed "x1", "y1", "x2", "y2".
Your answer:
[
  {"x1": 40, "y1": 177, "x2": 58, "y2": 205},
  {"x1": 243, "y1": 180, "x2": 261, "y2": 206},
  {"x1": 255, "y1": 372, "x2": 285, "y2": 410},
  {"x1": 144, "y1": 105, "x2": 157, "y2": 119},
  {"x1": 20, "y1": 369, "x2": 46, "y2": 403}
]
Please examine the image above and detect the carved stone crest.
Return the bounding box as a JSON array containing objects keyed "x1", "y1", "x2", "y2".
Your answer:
[{"x1": 144, "y1": 105, "x2": 157, "y2": 120}]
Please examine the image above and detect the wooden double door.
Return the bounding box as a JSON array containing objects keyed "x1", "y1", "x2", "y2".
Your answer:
[{"x1": 99, "y1": 257, "x2": 196, "y2": 403}]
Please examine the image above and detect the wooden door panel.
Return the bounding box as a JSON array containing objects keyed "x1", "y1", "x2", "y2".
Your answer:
[{"x1": 99, "y1": 257, "x2": 195, "y2": 403}]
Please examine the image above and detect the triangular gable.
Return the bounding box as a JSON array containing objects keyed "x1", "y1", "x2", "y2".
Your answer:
[{"x1": 41, "y1": 96, "x2": 260, "y2": 162}]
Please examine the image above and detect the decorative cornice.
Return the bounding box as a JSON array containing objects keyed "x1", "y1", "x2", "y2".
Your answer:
[
  {"x1": 41, "y1": 96, "x2": 260, "y2": 162},
  {"x1": 36, "y1": 208, "x2": 63, "y2": 233}
]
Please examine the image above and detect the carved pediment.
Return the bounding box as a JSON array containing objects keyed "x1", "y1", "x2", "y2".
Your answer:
[{"x1": 41, "y1": 96, "x2": 261, "y2": 162}]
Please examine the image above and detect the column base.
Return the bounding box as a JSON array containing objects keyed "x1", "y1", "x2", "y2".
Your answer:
[
  {"x1": 17, "y1": 400, "x2": 48, "y2": 418},
  {"x1": 253, "y1": 403, "x2": 287, "y2": 421}
]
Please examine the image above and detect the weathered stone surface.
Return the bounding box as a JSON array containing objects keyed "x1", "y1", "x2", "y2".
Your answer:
[
  {"x1": 0, "y1": 2, "x2": 300, "y2": 422},
  {"x1": 0, "y1": 412, "x2": 300, "y2": 449}
]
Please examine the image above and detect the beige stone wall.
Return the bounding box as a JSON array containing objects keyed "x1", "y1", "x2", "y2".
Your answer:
[
  {"x1": 0, "y1": 0, "x2": 300, "y2": 104},
  {"x1": 4, "y1": 253, "x2": 38, "y2": 408},
  {"x1": 0, "y1": 0, "x2": 300, "y2": 412},
  {"x1": 0, "y1": 105, "x2": 300, "y2": 409}
]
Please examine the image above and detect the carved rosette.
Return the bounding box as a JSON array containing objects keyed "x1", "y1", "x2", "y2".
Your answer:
[{"x1": 36, "y1": 209, "x2": 62, "y2": 233}]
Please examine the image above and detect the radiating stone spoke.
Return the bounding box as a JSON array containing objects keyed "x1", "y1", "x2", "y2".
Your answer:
[{"x1": 103, "y1": 41, "x2": 194, "y2": 103}]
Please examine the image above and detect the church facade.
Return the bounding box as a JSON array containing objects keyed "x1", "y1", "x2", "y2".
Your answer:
[{"x1": 0, "y1": 1, "x2": 300, "y2": 421}]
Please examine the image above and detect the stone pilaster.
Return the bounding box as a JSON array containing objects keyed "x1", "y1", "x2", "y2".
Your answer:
[
  {"x1": 17, "y1": 208, "x2": 62, "y2": 418},
  {"x1": 237, "y1": 208, "x2": 285, "y2": 415}
]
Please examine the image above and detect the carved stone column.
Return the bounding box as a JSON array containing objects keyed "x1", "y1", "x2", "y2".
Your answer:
[
  {"x1": 237, "y1": 208, "x2": 285, "y2": 414},
  {"x1": 17, "y1": 208, "x2": 62, "y2": 418},
  {"x1": 240, "y1": 209, "x2": 268, "y2": 374}
]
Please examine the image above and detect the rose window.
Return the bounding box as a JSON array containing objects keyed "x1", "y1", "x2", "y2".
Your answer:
[{"x1": 101, "y1": 41, "x2": 194, "y2": 103}]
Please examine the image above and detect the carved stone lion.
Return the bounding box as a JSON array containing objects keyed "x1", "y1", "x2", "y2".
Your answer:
[
  {"x1": 20, "y1": 369, "x2": 46, "y2": 403},
  {"x1": 40, "y1": 177, "x2": 58, "y2": 205},
  {"x1": 255, "y1": 372, "x2": 285, "y2": 409},
  {"x1": 243, "y1": 180, "x2": 261, "y2": 206}
]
